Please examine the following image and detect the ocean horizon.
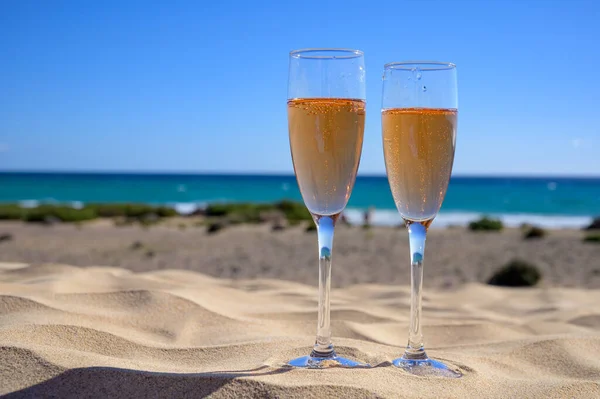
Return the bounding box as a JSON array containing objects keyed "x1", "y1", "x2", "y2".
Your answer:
[{"x1": 1, "y1": 171, "x2": 598, "y2": 228}]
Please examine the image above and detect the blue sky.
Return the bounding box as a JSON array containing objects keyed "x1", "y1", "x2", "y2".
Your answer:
[{"x1": 1, "y1": 0, "x2": 598, "y2": 176}]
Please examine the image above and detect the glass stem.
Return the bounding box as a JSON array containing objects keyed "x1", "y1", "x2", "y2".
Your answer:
[
  {"x1": 404, "y1": 221, "x2": 428, "y2": 359},
  {"x1": 312, "y1": 214, "x2": 336, "y2": 357}
]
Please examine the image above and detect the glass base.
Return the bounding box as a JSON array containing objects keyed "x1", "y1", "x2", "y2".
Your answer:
[
  {"x1": 288, "y1": 351, "x2": 370, "y2": 369},
  {"x1": 392, "y1": 356, "x2": 462, "y2": 378}
]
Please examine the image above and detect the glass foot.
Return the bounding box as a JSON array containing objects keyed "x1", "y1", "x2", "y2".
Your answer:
[
  {"x1": 288, "y1": 352, "x2": 370, "y2": 369},
  {"x1": 392, "y1": 356, "x2": 462, "y2": 378}
]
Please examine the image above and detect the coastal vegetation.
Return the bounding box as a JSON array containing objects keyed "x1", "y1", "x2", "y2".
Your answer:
[
  {"x1": 0, "y1": 203, "x2": 176, "y2": 223},
  {"x1": 205, "y1": 200, "x2": 311, "y2": 224},
  {"x1": 0, "y1": 201, "x2": 312, "y2": 226},
  {"x1": 468, "y1": 216, "x2": 504, "y2": 231},
  {"x1": 523, "y1": 226, "x2": 547, "y2": 240},
  {"x1": 583, "y1": 234, "x2": 600, "y2": 244},
  {"x1": 488, "y1": 259, "x2": 541, "y2": 287},
  {"x1": 585, "y1": 217, "x2": 600, "y2": 230}
]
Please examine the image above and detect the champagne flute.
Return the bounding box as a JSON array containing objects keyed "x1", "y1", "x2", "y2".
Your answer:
[
  {"x1": 381, "y1": 61, "x2": 461, "y2": 377},
  {"x1": 287, "y1": 48, "x2": 368, "y2": 368}
]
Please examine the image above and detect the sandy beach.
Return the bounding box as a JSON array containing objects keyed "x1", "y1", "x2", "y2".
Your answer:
[
  {"x1": 0, "y1": 261, "x2": 599, "y2": 398},
  {"x1": 0, "y1": 221, "x2": 599, "y2": 288},
  {"x1": 0, "y1": 222, "x2": 599, "y2": 397}
]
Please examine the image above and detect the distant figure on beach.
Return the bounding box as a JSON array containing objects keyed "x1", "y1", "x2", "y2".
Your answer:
[{"x1": 363, "y1": 206, "x2": 374, "y2": 228}]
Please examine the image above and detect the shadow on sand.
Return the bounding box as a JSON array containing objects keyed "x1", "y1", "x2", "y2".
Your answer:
[{"x1": 3, "y1": 365, "x2": 292, "y2": 398}]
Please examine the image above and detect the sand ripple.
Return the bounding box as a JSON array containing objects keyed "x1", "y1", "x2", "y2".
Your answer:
[{"x1": 1, "y1": 263, "x2": 600, "y2": 398}]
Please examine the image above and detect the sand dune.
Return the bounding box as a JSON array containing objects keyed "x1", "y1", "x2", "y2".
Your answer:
[{"x1": 1, "y1": 263, "x2": 600, "y2": 398}]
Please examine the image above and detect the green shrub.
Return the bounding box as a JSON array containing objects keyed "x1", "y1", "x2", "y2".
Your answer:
[
  {"x1": 85, "y1": 204, "x2": 128, "y2": 218},
  {"x1": 0, "y1": 203, "x2": 176, "y2": 225},
  {"x1": 85, "y1": 204, "x2": 177, "y2": 219},
  {"x1": 123, "y1": 204, "x2": 158, "y2": 218},
  {"x1": 205, "y1": 203, "x2": 270, "y2": 224},
  {"x1": 305, "y1": 222, "x2": 317, "y2": 233},
  {"x1": 0, "y1": 204, "x2": 24, "y2": 220},
  {"x1": 156, "y1": 206, "x2": 178, "y2": 217},
  {"x1": 274, "y1": 200, "x2": 312, "y2": 222},
  {"x1": 204, "y1": 204, "x2": 231, "y2": 217},
  {"x1": 204, "y1": 201, "x2": 311, "y2": 224},
  {"x1": 23, "y1": 205, "x2": 97, "y2": 223},
  {"x1": 487, "y1": 259, "x2": 541, "y2": 287},
  {"x1": 469, "y1": 217, "x2": 503, "y2": 232},
  {"x1": 207, "y1": 221, "x2": 226, "y2": 234},
  {"x1": 583, "y1": 234, "x2": 600, "y2": 243},
  {"x1": 523, "y1": 226, "x2": 546, "y2": 240},
  {"x1": 584, "y1": 217, "x2": 600, "y2": 230},
  {"x1": 2, "y1": 201, "x2": 308, "y2": 226}
]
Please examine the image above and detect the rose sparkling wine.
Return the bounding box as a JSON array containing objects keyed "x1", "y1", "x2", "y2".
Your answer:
[
  {"x1": 382, "y1": 107, "x2": 457, "y2": 225},
  {"x1": 288, "y1": 98, "x2": 365, "y2": 216}
]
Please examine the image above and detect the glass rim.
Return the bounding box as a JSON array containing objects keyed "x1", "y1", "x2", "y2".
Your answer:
[
  {"x1": 290, "y1": 48, "x2": 364, "y2": 59},
  {"x1": 384, "y1": 61, "x2": 456, "y2": 71}
]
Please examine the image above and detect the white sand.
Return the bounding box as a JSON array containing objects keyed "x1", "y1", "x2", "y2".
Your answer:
[{"x1": 1, "y1": 262, "x2": 599, "y2": 398}]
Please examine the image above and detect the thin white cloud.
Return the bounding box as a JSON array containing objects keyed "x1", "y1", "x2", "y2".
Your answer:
[
  {"x1": 571, "y1": 138, "x2": 582, "y2": 149},
  {"x1": 0, "y1": 143, "x2": 8, "y2": 153}
]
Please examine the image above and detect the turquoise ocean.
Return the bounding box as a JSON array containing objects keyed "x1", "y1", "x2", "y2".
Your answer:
[{"x1": 0, "y1": 173, "x2": 598, "y2": 228}]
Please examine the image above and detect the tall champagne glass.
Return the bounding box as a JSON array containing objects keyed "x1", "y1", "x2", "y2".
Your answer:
[
  {"x1": 382, "y1": 61, "x2": 461, "y2": 377},
  {"x1": 287, "y1": 48, "x2": 367, "y2": 368}
]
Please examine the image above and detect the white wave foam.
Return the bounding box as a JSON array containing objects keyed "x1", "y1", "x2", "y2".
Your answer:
[
  {"x1": 18, "y1": 200, "x2": 40, "y2": 208},
  {"x1": 169, "y1": 198, "x2": 242, "y2": 215},
  {"x1": 486, "y1": 214, "x2": 591, "y2": 229},
  {"x1": 342, "y1": 208, "x2": 592, "y2": 229},
  {"x1": 171, "y1": 202, "x2": 202, "y2": 215}
]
